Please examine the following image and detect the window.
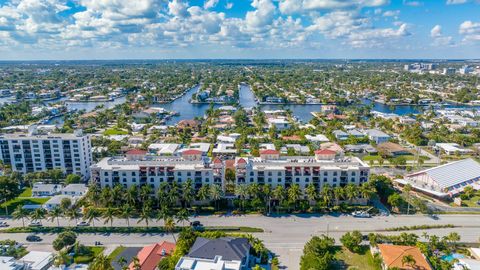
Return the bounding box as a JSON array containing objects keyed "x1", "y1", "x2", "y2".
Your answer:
[
  {"x1": 296, "y1": 178, "x2": 300, "y2": 183},
  {"x1": 324, "y1": 172, "x2": 328, "y2": 176},
  {"x1": 277, "y1": 172, "x2": 281, "y2": 176},
  {"x1": 250, "y1": 178, "x2": 254, "y2": 182},
  {"x1": 250, "y1": 172, "x2": 254, "y2": 176},
  {"x1": 177, "y1": 172, "x2": 182, "y2": 176},
  {"x1": 131, "y1": 172, "x2": 136, "y2": 176},
  {"x1": 333, "y1": 172, "x2": 337, "y2": 176},
  {"x1": 278, "y1": 178, "x2": 282, "y2": 182}
]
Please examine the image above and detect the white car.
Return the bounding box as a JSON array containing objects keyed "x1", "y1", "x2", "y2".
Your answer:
[
  {"x1": 0, "y1": 221, "x2": 8, "y2": 227},
  {"x1": 28, "y1": 220, "x2": 43, "y2": 227},
  {"x1": 76, "y1": 221, "x2": 90, "y2": 227}
]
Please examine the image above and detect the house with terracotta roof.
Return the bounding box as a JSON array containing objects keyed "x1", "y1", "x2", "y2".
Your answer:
[
  {"x1": 129, "y1": 241, "x2": 176, "y2": 270},
  {"x1": 376, "y1": 244, "x2": 432, "y2": 270}
]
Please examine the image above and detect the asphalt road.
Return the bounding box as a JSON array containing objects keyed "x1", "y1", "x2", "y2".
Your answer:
[{"x1": 1, "y1": 214, "x2": 480, "y2": 269}]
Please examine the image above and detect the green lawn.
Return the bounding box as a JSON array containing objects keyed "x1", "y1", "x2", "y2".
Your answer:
[
  {"x1": 451, "y1": 195, "x2": 480, "y2": 208},
  {"x1": 103, "y1": 128, "x2": 128, "y2": 136},
  {"x1": 74, "y1": 246, "x2": 105, "y2": 264},
  {"x1": 18, "y1": 188, "x2": 32, "y2": 197},
  {"x1": 0, "y1": 197, "x2": 50, "y2": 215},
  {"x1": 333, "y1": 246, "x2": 380, "y2": 270},
  {"x1": 108, "y1": 246, "x2": 126, "y2": 260}
]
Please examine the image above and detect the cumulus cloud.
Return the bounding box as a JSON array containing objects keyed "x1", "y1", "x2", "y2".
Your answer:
[
  {"x1": 403, "y1": 0, "x2": 423, "y2": 6},
  {"x1": 279, "y1": 0, "x2": 389, "y2": 14},
  {"x1": 459, "y1": 20, "x2": 480, "y2": 42},
  {"x1": 430, "y1": 24, "x2": 454, "y2": 46},
  {"x1": 204, "y1": 0, "x2": 219, "y2": 9},
  {"x1": 430, "y1": 25, "x2": 442, "y2": 37},
  {"x1": 245, "y1": 0, "x2": 276, "y2": 31}
]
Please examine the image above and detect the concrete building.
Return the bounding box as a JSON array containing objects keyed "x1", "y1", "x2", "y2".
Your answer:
[
  {"x1": 364, "y1": 129, "x2": 391, "y2": 144},
  {"x1": 0, "y1": 129, "x2": 92, "y2": 179},
  {"x1": 91, "y1": 153, "x2": 224, "y2": 191},
  {"x1": 234, "y1": 154, "x2": 369, "y2": 191},
  {"x1": 19, "y1": 251, "x2": 53, "y2": 270}
]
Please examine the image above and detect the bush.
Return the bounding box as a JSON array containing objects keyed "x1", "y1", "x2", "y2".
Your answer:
[
  {"x1": 300, "y1": 235, "x2": 336, "y2": 270},
  {"x1": 340, "y1": 231, "x2": 363, "y2": 253}
]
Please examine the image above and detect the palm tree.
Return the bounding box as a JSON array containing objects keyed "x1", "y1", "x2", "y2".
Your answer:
[
  {"x1": 103, "y1": 207, "x2": 117, "y2": 227},
  {"x1": 125, "y1": 185, "x2": 138, "y2": 207},
  {"x1": 248, "y1": 183, "x2": 260, "y2": 200},
  {"x1": 333, "y1": 186, "x2": 345, "y2": 206},
  {"x1": 401, "y1": 254, "x2": 416, "y2": 269},
  {"x1": 360, "y1": 183, "x2": 375, "y2": 203},
  {"x1": 137, "y1": 205, "x2": 152, "y2": 228},
  {"x1": 210, "y1": 184, "x2": 223, "y2": 211},
  {"x1": 83, "y1": 207, "x2": 100, "y2": 226},
  {"x1": 272, "y1": 185, "x2": 285, "y2": 213},
  {"x1": 140, "y1": 185, "x2": 152, "y2": 205},
  {"x1": 88, "y1": 253, "x2": 113, "y2": 270},
  {"x1": 66, "y1": 207, "x2": 81, "y2": 225},
  {"x1": 117, "y1": 256, "x2": 127, "y2": 270},
  {"x1": 12, "y1": 205, "x2": 29, "y2": 227},
  {"x1": 175, "y1": 209, "x2": 189, "y2": 226},
  {"x1": 30, "y1": 208, "x2": 46, "y2": 223},
  {"x1": 403, "y1": 184, "x2": 412, "y2": 215},
  {"x1": 305, "y1": 183, "x2": 317, "y2": 205},
  {"x1": 320, "y1": 184, "x2": 333, "y2": 207},
  {"x1": 262, "y1": 184, "x2": 272, "y2": 214},
  {"x1": 164, "y1": 217, "x2": 177, "y2": 243},
  {"x1": 131, "y1": 256, "x2": 141, "y2": 270},
  {"x1": 181, "y1": 179, "x2": 195, "y2": 208},
  {"x1": 235, "y1": 184, "x2": 249, "y2": 211},
  {"x1": 287, "y1": 184, "x2": 302, "y2": 211},
  {"x1": 49, "y1": 207, "x2": 63, "y2": 227},
  {"x1": 119, "y1": 204, "x2": 134, "y2": 227},
  {"x1": 345, "y1": 184, "x2": 358, "y2": 204},
  {"x1": 197, "y1": 184, "x2": 211, "y2": 202}
]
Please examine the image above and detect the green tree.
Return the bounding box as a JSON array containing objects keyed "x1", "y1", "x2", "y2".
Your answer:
[
  {"x1": 287, "y1": 184, "x2": 302, "y2": 211},
  {"x1": 210, "y1": 184, "x2": 223, "y2": 210},
  {"x1": 164, "y1": 217, "x2": 177, "y2": 243},
  {"x1": 53, "y1": 231, "x2": 77, "y2": 251},
  {"x1": 340, "y1": 231, "x2": 363, "y2": 253},
  {"x1": 401, "y1": 254, "x2": 416, "y2": 269},
  {"x1": 119, "y1": 204, "x2": 135, "y2": 227},
  {"x1": 138, "y1": 205, "x2": 152, "y2": 227},
  {"x1": 12, "y1": 205, "x2": 29, "y2": 227},
  {"x1": 65, "y1": 174, "x2": 81, "y2": 184},
  {"x1": 48, "y1": 207, "x2": 63, "y2": 227},
  {"x1": 88, "y1": 253, "x2": 113, "y2": 270}
]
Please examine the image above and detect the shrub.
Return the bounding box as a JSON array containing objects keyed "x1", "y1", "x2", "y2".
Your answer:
[{"x1": 340, "y1": 231, "x2": 363, "y2": 253}]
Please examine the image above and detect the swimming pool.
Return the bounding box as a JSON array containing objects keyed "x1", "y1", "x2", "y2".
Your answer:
[{"x1": 442, "y1": 253, "x2": 465, "y2": 262}]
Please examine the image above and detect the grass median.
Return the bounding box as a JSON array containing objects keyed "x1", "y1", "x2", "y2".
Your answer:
[{"x1": 0, "y1": 226, "x2": 264, "y2": 234}]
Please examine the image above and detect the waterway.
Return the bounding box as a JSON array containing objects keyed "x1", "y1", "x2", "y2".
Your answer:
[{"x1": 3, "y1": 84, "x2": 479, "y2": 127}]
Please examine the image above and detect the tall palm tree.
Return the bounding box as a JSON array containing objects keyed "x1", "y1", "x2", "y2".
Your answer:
[
  {"x1": 197, "y1": 184, "x2": 211, "y2": 202},
  {"x1": 248, "y1": 183, "x2": 260, "y2": 200},
  {"x1": 119, "y1": 204, "x2": 134, "y2": 227},
  {"x1": 320, "y1": 184, "x2": 333, "y2": 207},
  {"x1": 88, "y1": 253, "x2": 113, "y2": 270},
  {"x1": 345, "y1": 184, "x2": 358, "y2": 204},
  {"x1": 30, "y1": 208, "x2": 46, "y2": 223},
  {"x1": 305, "y1": 183, "x2": 317, "y2": 205},
  {"x1": 164, "y1": 217, "x2": 176, "y2": 243},
  {"x1": 210, "y1": 184, "x2": 223, "y2": 211},
  {"x1": 67, "y1": 207, "x2": 81, "y2": 225},
  {"x1": 103, "y1": 207, "x2": 117, "y2": 227},
  {"x1": 111, "y1": 184, "x2": 125, "y2": 205},
  {"x1": 167, "y1": 184, "x2": 178, "y2": 207},
  {"x1": 48, "y1": 207, "x2": 63, "y2": 227},
  {"x1": 12, "y1": 205, "x2": 29, "y2": 228},
  {"x1": 175, "y1": 209, "x2": 189, "y2": 226},
  {"x1": 83, "y1": 207, "x2": 101, "y2": 226},
  {"x1": 287, "y1": 184, "x2": 302, "y2": 211},
  {"x1": 131, "y1": 256, "x2": 141, "y2": 270},
  {"x1": 140, "y1": 185, "x2": 152, "y2": 205},
  {"x1": 138, "y1": 205, "x2": 152, "y2": 228},
  {"x1": 272, "y1": 185, "x2": 285, "y2": 214},
  {"x1": 181, "y1": 179, "x2": 195, "y2": 208},
  {"x1": 262, "y1": 184, "x2": 272, "y2": 214},
  {"x1": 333, "y1": 186, "x2": 345, "y2": 206},
  {"x1": 235, "y1": 184, "x2": 249, "y2": 211},
  {"x1": 125, "y1": 185, "x2": 138, "y2": 207}
]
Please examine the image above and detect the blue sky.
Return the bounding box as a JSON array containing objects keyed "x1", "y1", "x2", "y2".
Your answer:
[{"x1": 0, "y1": 0, "x2": 479, "y2": 60}]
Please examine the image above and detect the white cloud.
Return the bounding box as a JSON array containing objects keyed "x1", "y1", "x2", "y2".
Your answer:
[
  {"x1": 168, "y1": 0, "x2": 190, "y2": 18},
  {"x1": 245, "y1": 0, "x2": 276, "y2": 31},
  {"x1": 430, "y1": 25, "x2": 442, "y2": 37},
  {"x1": 279, "y1": 0, "x2": 389, "y2": 14},
  {"x1": 383, "y1": 10, "x2": 399, "y2": 17},
  {"x1": 403, "y1": 0, "x2": 423, "y2": 6},
  {"x1": 459, "y1": 20, "x2": 480, "y2": 42},
  {"x1": 446, "y1": 0, "x2": 469, "y2": 4},
  {"x1": 225, "y1": 2, "x2": 234, "y2": 9},
  {"x1": 204, "y1": 0, "x2": 219, "y2": 9}
]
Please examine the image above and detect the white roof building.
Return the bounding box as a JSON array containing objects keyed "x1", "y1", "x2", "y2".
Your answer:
[
  {"x1": 148, "y1": 143, "x2": 180, "y2": 156},
  {"x1": 402, "y1": 158, "x2": 480, "y2": 198},
  {"x1": 305, "y1": 134, "x2": 329, "y2": 143},
  {"x1": 175, "y1": 256, "x2": 241, "y2": 270},
  {"x1": 43, "y1": 195, "x2": 80, "y2": 210},
  {"x1": 0, "y1": 256, "x2": 25, "y2": 270},
  {"x1": 61, "y1": 184, "x2": 88, "y2": 197},
  {"x1": 20, "y1": 251, "x2": 53, "y2": 270},
  {"x1": 436, "y1": 143, "x2": 473, "y2": 155}
]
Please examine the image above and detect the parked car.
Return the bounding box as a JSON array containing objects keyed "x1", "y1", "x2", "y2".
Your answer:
[
  {"x1": 76, "y1": 221, "x2": 90, "y2": 227},
  {"x1": 0, "y1": 221, "x2": 8, "y2": 227},
  {"x1": 352, "y1": 211, "x2": 371, "y2": 218},
  {"x1": 28, "y1": 220, "x2": 43, "y2": 227},
  {"x1": 26, "y1": 235, "x2": 42, "y2": 242},
  {"x1": 190, "y1": 221, "x2": 202, "y2": 227}
]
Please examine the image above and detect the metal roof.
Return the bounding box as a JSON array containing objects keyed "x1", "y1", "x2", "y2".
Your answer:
[{"x1": 410, "y1": 158, "x2": 480, "y2": 189}]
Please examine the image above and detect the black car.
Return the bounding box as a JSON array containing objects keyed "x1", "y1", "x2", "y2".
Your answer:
[
  {"x1": 26, "y1": 235, "x2": 42, "y2": 242},
  {"x1": 190, "y1": 221, "x2": 202, "y2": 227}
]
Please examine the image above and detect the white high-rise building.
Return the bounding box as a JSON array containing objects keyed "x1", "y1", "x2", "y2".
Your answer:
[{"x1": 0, "y1": 128, "x2": 92, "y2": 179}]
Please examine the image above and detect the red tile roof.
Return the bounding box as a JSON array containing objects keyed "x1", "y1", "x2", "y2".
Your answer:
[
  {"x1": 237, "y1": 158, "x2": 246, "y2": 164},
  {"x1": 315, "y1": 149, "x2": 336, "y2": 155},
  {"x1": 126, "y1": 149, "x2": 147, "y2": 155},
  {"x1": 213, "y1": 158, "x2": 223, "y2": 164},
  {"x1": 182, "y1": 149, "x2": 202, "y2": 155},
  {"x1": 260, "y1": 149, "x2": 279, "y2": 155},
  {"x1": 129, "y1": 241, "x2": 176, "y2": 270},
  {"x1": 224, "y1": 160, "x2": 235, "y2": 168}
]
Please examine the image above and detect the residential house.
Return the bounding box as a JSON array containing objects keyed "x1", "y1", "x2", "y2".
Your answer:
[
  {"x1": 364, "y1": 129, "x2": 391, "y2": 144},
  {"x1": 375, "y1": 244, "x2": 432, "y2": 270},
  {"x1": 129, "y1": 241, "x2": 176, "y2": 270},
  {"x1": 32, "y1": 183, "x2": 62, "y2": 197}
]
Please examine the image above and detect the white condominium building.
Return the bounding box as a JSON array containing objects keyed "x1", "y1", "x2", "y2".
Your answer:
[
  {"x1": 235, "y1": 150, "x2": 369, "y2": 191},
  {"x1": 0, "y1": 129, "x2": 92, "y2": 179},
  {"x1": 91, "y1": 150, "x2": 224, "y2": 190}
]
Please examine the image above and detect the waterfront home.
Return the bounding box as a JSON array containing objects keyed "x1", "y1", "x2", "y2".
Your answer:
[
  {"x1": 177, "y1": 120, "x2": 200, "y2": 131},
  {"x1": 267, "y1": 118, "x2": 291, "y2": 131}
]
